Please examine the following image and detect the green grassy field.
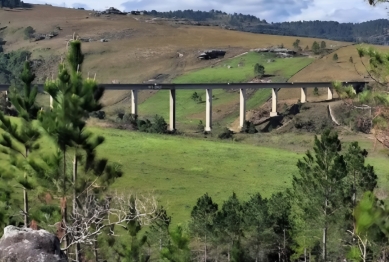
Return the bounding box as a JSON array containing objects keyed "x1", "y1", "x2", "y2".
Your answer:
[
  {"x1": 91, "y1": 127, "x2": 301, "y2": 224},
  {"x1": 173, "y1": 52, "x2": 313, "y2": 84},
  {"x1": 137, "y1": 52, "x2": 314, "y2": 128},
  {"x1": 1, "y1": 117, "x2": 388, "y2": 226},
  {"x1": 90, "y1": 127, "x2": 389, "y2": 225}
]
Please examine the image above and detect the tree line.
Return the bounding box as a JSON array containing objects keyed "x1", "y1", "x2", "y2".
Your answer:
[
  {"x1": 0, "y1": 0, "x2": 30, "y2": 8},
  {"x1": 149, "y1": 9, "x2": 389, "y2": 45}
]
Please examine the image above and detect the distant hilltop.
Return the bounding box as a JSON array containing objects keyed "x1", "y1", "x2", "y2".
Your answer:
[
  {"x1": 144, "y1": 10, "x2": 389, "y2": 45},
  {"x1": 86, "y1": 7, "x2": 389, "y2": 45},
  {"x1": 2, "y1": 3, "x2": 388, "y2": 45}
]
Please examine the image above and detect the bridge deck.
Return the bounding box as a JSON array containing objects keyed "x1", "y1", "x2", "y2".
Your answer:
[{"x1": 0, "y1": 81, "x2": 369, "y2": 92}]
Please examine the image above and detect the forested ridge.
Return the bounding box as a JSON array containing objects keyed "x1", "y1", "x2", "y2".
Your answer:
[
  {"x1": 149, "y1": 9, "x2": 389, "y2": 45},
  {"x1": 0, "y1": 0, "x2": 30, "y2": 8}
]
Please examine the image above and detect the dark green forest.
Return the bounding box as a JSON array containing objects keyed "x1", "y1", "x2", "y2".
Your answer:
[
  {"x1": 0, "y1": 0, "x2": 30, "y2": 8},
  {"x1": 148, "y1": 9, "x2": 389, "y2": 45}
]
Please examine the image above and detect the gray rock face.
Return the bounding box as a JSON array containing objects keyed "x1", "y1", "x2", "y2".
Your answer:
[{"x1": 0, "y1": 225, "x2": 67, "y2": 262}]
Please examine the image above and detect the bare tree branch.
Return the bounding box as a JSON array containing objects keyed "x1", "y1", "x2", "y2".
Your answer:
[{"x1": 60, "y1": 191, "x2": 159, "y2": 251}]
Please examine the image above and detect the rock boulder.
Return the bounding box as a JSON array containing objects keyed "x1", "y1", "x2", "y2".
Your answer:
[{"x1": 0, "y1": 225, "x2": 67, "y2": 262}]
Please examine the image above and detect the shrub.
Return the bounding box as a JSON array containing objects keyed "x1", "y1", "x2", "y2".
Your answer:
[
  {"x1": 191, "y1": 92, "x2": 202, "y2": 103},
  {"x1": 24, "y1": 26, "x2": 35, "y2": 39},
  {"x1": 254, "y1": 63, "x2": 265, "y2": 78},
  {"x1": 89, "y1": 110, "x2": 105, "y2": 119},
  {"x1": 197, "y1": 120, "x2": 205, "y2": 132},
  {"x1": 113, "y1": 108, "x2": 125, "y2": 120},
  {"x1": 218, "y1": 128, "x2": 234, "y2": 139},
  {"x1": 137, "y1": 114, "x2": 168, "y2": 134},
  {"x1": 241, "y1": 121, "x2": 258, "y2": 134},
  {"x1": 311, "y1": 41, "x2": 321, "y2": 54},
  {"x1": 333, "y1": 53, "x2": 339, "y2": 61},
  {"x1": 313, "y1": 87, "x2": 319, "y2": 96},
  {"x1": 320, "y1": 41, "x2": 326, "y2": 49}
]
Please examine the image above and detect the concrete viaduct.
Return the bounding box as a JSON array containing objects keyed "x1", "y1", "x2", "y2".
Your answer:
[{"x1": 0, "y1": 81, "x2": 368, "y2": 132}]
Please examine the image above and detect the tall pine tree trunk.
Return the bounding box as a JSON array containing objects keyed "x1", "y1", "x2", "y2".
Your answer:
[
  {"x1": 204, "y1": 234, "x2": 207, "y2": 262},
  {"x1": 23, "y1": 148, "x2": 29, "y2": 227},
  {"x1": 73, "y1": 152, "x2": 81, "y2": 262},
  {"x1": 323, "y1": 226, "x2": 327, "y2": 262},
  {"x1": 23, "y1": 178, "x2": 28, "y2": 227},
  {"x1": 62, "y1": 150, "x2": 68, "y2": 254}
]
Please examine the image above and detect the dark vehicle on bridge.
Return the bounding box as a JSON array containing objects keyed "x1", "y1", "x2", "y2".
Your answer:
[{"x1": 198, "y1": 50, "x2": 226, "y2": 60}]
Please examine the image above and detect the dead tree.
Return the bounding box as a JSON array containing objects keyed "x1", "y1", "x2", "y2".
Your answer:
[{"x1": 59, "y1": 191, "x2": 158, "y2": 253}]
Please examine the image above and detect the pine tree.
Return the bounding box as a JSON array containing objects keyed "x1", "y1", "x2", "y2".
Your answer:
[
  {"x1": 115, "y1": 196, "x2": 149, "y2": 262},
  {"x1": 0, "y1": 61, "x2": 41, "y2": 228},
  {"x1": 146, "y1": 207, "x2": 171, "y2": 253},
  {"x1": 293, "y1": 39, "x2": 301, "y2": 50},
  {"x1": 311, "y1": 41, "x2": 321, "y2": 54},
  {"x1": 214, "y1": 192, "x2": 244, "y2": 261},
  {"x1": 243, "y1": 193, "x2": 273, "y2": 262},
  {"x1": 37, "y1": 39, "x2": 121, "y2": 260},
  {"x1": 189, "y1": 193, "x2": 218, "y2": 262},
  {"x1": 321, "y1": 41, "x2": 327, "y2": 49},
  {"x1": 268, "y1": 192, "x2": 293, "y2": 262},
  {"x1": 290, "y1": 129, "x2": 348, "y2": 262},
  {"x1": 343, "y1": 142, "x2": 377, "y2": 231},
  {"x1": 0, "y1": 166, "x2": 16, "y2": 231},
  {"x1": 160, "y1": 225, "x2": 191, "y2": 262}
]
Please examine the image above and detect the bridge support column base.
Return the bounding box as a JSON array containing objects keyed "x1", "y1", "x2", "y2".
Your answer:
[
  {"x1": 327, "y1": 87, "x2": 333, "y2": 101},
  {"x1": 270, "y1": 88, "x2": 278, "y2": 118},
  {"x1": 301, "y1": 87, "x2": 307, "y2": 103},
  {"x1": 169, "y1": 89, "x2": 176, "y2": 132},
  {"x1": 239, "y1": 88, "x2": 246, "y2": 130},
  {"x1": 205, "y1": 88, "x2": 212, "y2": 132},
  {"x1": 131, "y1": 90, "x2": 138, "y2": 115}
]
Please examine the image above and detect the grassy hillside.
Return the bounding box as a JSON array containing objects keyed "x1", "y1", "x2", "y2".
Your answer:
[
  {"x1": 0, "y1": 4, "x2": 346, "y2": 87},
  {"x1": 86, "y1": 127, "x2": 389, "y2": 225},
  {"x1": 173, "y1": 52, "x2": 313, "y2": 83},
  {"x1": 278, "y1": 44, "x2": 389, "y2": 101},
  {"x1": 137, "y1": 52, "x2": 314, "y2": 128}
]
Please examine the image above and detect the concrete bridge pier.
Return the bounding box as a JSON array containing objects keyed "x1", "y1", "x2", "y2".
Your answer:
[
  {"x1": 205, "y1": 88, "x2": 212, "y2": 132},
  {"x1": 327, "y1": 87, "x2": 333, "y2": 100},
  {"x1": 270, "y1": 88, "x2": 278, "y2": 117},
  {"x1": 301, "y1": 87, "x2": 307, "y2": 103},
  {"x1": 131, "y1": 90, "x2": 138, "y2": 115},
  {"x1": 169, "y1": 89, "x2": 176, "y2": 132},
  {"x1": 240, "y1": 88, "x2": 246, "y2": 130}
]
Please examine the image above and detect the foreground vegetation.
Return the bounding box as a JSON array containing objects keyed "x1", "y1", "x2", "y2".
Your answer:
[{"x1": 1, "y1": 4, "x2": 389, "y2": 259}]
